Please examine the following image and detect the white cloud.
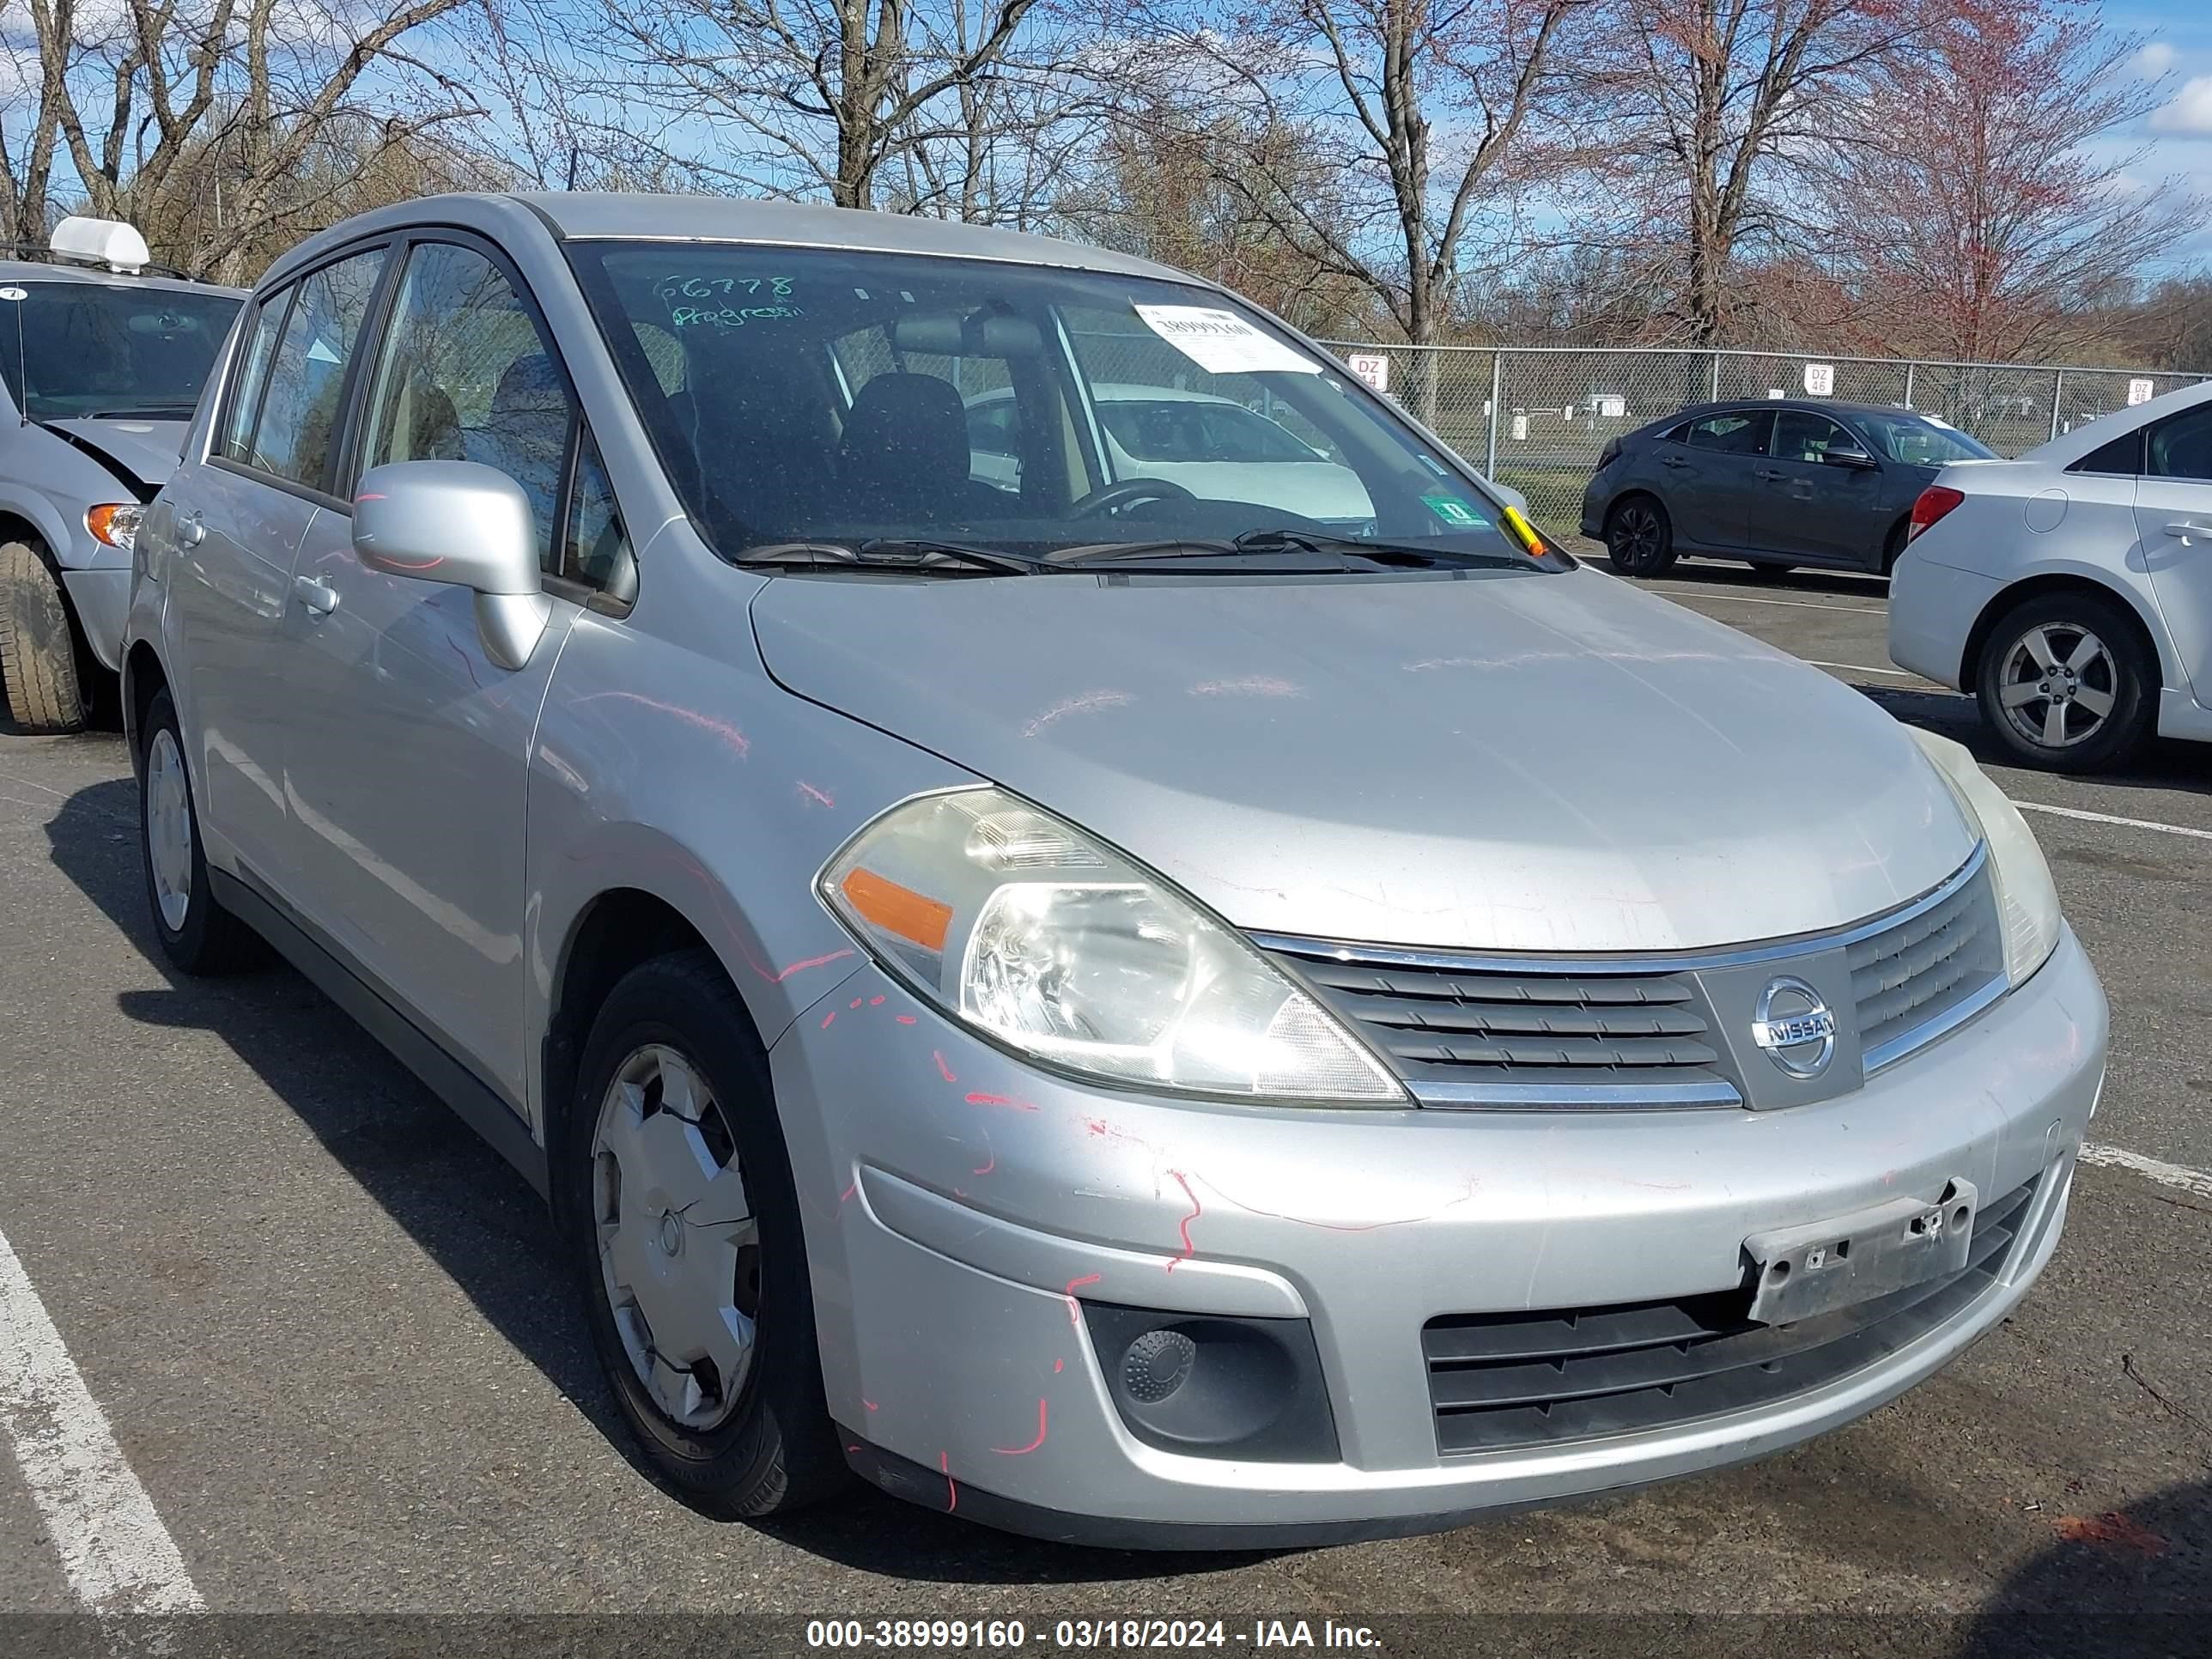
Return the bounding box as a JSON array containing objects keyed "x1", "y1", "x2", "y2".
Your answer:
[
  {"x1": 2135, "y1": 41, "x2": 2177, "y2": 80},
  {"x1": 2151, "y1": 75, "x2": 2212, "y2": 134}
]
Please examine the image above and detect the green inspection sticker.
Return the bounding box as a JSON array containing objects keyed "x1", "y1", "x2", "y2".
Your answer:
[{"x1": 1421, "y1": 492, "x2": 1490, "y2": 528}]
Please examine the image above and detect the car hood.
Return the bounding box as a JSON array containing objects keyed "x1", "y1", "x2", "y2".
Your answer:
[
  {"x1": 41, "y1": 417, "x2": 188, "y2": 494},
  {"x1": 750, "y1": 566, "x2": 1976, "y2": 952}
]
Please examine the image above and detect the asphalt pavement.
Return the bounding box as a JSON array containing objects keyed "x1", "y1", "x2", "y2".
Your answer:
[{"x1": 0, "y1": 559, "x2": 2206, "y2": 1658}]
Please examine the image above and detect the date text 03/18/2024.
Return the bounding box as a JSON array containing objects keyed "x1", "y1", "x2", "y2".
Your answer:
[{"x1": 804, "y1": 1620, "x2": 1383, "y2": 1650}]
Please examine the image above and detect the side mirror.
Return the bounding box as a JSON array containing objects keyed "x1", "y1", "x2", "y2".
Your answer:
[
  {"x1": 1824, "y1": 446, "x2": 1878, "y2": 470},
  {"x1": 353, "y1": 460, "x2": 550, "y2": 670}
]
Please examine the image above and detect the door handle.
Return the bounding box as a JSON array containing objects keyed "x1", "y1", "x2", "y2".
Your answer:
[
  {"x1": 293, "y1": 575, "x2": 340, "y2": 617},
  {"x1": 1659, "y1": 455, "x2": 1689, "y2": 469},
  {"x1": 1755, "y1": 467, "x2": 1786, "y2": 481},
  {"x1": 176, "y1": 510, "x2": 204, "y2": 547},
  {"x1": 2163, "y1": 520, "x2": 2212, "y2": 541}
]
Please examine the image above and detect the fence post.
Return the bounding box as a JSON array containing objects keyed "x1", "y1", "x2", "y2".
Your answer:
[
  {"x1": 1486, "y1": 350, "x2": 1502, "y2": 476},
  {"x1": 1708, "y1": 353, "x2": 1720, "y2": 402},
  {"x1": 1904, "y1": 362, "x2": 1916, "y2": 409},
  {"x1": 2049, "y1": 371, "x2": 2064, "y2": 441}
]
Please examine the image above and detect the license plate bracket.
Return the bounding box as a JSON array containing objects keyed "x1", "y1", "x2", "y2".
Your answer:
[{"x1": 1743, "y1": 1179, "x2": 1978, "y2": 1324}]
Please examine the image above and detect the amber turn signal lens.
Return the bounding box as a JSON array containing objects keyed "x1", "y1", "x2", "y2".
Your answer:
[{"x1": 839, "y1": 866, "x2": 953, "y2": 952}]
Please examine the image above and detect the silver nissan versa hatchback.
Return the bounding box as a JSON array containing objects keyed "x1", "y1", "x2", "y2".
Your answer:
[{"x1": 125, "y1": 194, "x2": 2106, "y2": 1548}]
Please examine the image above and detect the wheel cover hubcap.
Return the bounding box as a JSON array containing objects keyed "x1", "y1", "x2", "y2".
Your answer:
[
  {"x1": 1997, "y1": 623, "x2": 2117, "y2": 750},
  {"x1": 591, "y1": 1043, "x2": 758, "y2": 1431},
  {"x1": 145, "y1": 730, "x2": 193, "y2": 932}
]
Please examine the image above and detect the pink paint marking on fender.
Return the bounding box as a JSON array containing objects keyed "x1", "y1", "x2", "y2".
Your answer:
[
  {"x1": 939, "y1": 1452, "x2": 957, "y2": 1512},
  {"x1": 1165, "y1": 1170, "x2": 1201, "y2": 1272},
  {"x1": 798, "y1": 781, "x2": 835, "y2": 807},
  {"x1": 972, "y1": 1152, "x2": 996, "y2": 1176},
  {"x1": 1062, "y1": 1273, "x2": 1102, "y2": 1331},
  {"x1": 992, "y1": 1399, "x2": 1049, "y2": 1455},
  {"x1": 1053, "y1": 1358, "x2": 1065, "y2": 1374},
  {"x1": 933, "y1": 1051, "x2": 957, "y2": 1083},
  {"x1": 820, "y1": 1011, "x2": 836, "y2": 1029},
  {"x1": 862, "y1": 1398, "x2": 878, "y2": 1413},
  {"x1": 896, "y1": 1014, "x2": 918, "y2": 1025},
  {"x1": 869, "y1": 995, "x2": 885, "y2": 1006},
  {"x1": 965, "y1": 1091, "x2": 1038, "y2": 1112},
  {"x1": 763, "y1": 947, "x2": 855, "y2": 984}
]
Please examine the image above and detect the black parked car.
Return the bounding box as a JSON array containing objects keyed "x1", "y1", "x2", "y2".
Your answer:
[{"x1": 1579, "y1": 399, "x2": 1996, "y2": 578}]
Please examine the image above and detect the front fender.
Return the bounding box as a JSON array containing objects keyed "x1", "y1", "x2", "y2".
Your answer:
[{"x1": 524, "y1": 601, "x2": 977, "y2": 1138}]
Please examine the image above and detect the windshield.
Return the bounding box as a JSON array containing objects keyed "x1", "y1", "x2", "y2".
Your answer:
[
  {"x1": 0, "y1": 282, "x2": 240, "y2": 422},
  {"x1": 1855, "y1": 410, "x2": 1996, "y2": 466},
  {"x1": 568, "y1": 243, "x2": 1550, "y2": 568}
]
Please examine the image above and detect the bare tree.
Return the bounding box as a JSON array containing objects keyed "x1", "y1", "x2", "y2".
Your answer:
[
  {"x1": 1057, "y1": 98, "x2": 1380, "y2": 335},
  {"x1": 576, "y1": 0, "x2": 1049, "y2": 210},
  {"x1": 1809, "y1": 0, "x2": 2191, "y2": 363},
  {"x1": 1119, "y1": 0, "x2": 1595, "y2": 356},
  {"x1": 1595, "y1": 0, "x2": 1948, "y2": 343},
  {"x1": 879, "y1": 0, "x2": 1108, "y2": 227},
  {"x1": 3, "y1": 0, "x2": 485, "y2": 278}
]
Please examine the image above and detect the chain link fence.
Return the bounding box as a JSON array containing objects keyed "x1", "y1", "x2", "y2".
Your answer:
[{"x1": 1322, "y1": 343, "x2": 2210, "y2": 530}]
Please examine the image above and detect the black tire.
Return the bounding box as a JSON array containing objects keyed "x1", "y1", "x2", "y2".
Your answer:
[
  {"x1": 1880, "y1": 522, "x2": 1908, "y2": 575},
  {"x1": 0, "y1": 539, "x2": 87, "y2": 733},
  {"x1": 1974, "y1": 590, "x2": 2155, "y2": 774},
  {"x1": 137, "y1": 687, "x2": 266, "y2": 974},
  {"x1": 1604, "y1": 496, "x2": 1676, "y2": 577},
  {"x1": 559, "y1": 949, "x2": 848, "y2": 1520}
]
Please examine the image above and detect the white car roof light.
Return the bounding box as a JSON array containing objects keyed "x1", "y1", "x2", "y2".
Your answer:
[{"x1": 49, "y1": 216, "x2": 151, "y2": 275}]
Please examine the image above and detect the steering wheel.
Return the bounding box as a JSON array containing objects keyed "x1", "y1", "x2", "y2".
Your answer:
[{"x1": 1068, "y1": 477, "x2": 1200, "y2": 520}]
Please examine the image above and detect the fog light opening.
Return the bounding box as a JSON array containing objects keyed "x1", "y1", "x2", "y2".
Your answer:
[{"x1": 1079, "y1": 1301, "x2": 1339, "y2": 1463}]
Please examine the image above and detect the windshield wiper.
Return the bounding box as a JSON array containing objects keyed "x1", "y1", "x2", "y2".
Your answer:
[
  {"x1": 733, "y1": 538, "x2": 1042, "y2": 576},
  {"x1": 88, "y1": 404, "x2": 197, "y2": 422},
  {"x1": 1231, "y1": 528, "x2": 1535, "y2": 569},
  {"x1": 1048, "y1": 529, "x2": 1534, "y2": 572}
]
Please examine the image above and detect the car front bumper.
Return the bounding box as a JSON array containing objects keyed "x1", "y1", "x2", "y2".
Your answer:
[{"x1": 769, "y1": 927, "x2": 2104, "y2": 1546}]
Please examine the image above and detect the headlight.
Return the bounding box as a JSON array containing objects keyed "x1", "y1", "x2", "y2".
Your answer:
[
  {"x1": 820, "y1": 788, "x2": 1405, "y2": 1103},
  {"x1": 87, "y1": 503, "x2": 144, "y2": 550},
  {"x1": 1908, "y1": 729, "x2": 2061, "y2": 985}
]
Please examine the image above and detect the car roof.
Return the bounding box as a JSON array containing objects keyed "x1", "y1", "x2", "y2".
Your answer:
[
  {"x1": 1650, "y1": 398, "x2": 1926, "y2": 428},
  {"x1": 262, "y1": 191, "x2": 1194, "y2": 292},
  {"x1": 515, "y1": 192, "x2": 1194, "y2": 281},
  {"x1": 2021, "y1": 376, "x2": 2212, "y2": 466},
  {"x1": 0, "y1": 258, "x2": 245, "y2": 299}
]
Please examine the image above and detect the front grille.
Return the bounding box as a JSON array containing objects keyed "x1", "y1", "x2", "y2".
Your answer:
[
  {"x1": 1421, "y1": 1174, "x2": 2039, "y2": 1456},
  {"x1": 1264, "y1": 845, "x2": 2002, "y2": 1107},
  {"x1": 1268, "y1": 952, "x2": 1737, "y2": 1108},
  {"x1": 1849, "y1": 864, "x2": 2005, "y2": 1071}
]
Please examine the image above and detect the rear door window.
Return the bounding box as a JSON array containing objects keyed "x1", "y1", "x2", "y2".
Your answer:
[
  {"x1": 1685, "y1": 410, "x2": 1775, "y2": 455},
  {"x1": 221, "y1": 289, "x2": 291, "y2": 464},
  {"x1": 244, "y1": 248, "x2": 386, "y2": 490},
  {"x1": 2146, "y1": 405, "x2": 2212, "y2": 483}
]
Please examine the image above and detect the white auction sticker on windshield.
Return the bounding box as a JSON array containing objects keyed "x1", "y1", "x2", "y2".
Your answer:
[{"x1": 1133, "y1": 305, "x2": 1322, "y2": 374}]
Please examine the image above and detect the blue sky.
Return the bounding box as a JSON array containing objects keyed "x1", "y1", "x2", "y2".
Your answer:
[{"x1": 2115, "y1": 1, "x2": 2212, "y2": 252}]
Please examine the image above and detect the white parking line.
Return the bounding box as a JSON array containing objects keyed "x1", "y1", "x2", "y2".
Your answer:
[
  {"x1": 1806, "y1": 660, "x2": 1919, "y2": 678},
  {"x1": 2080, "y1": 1142, "x2": 2212, "y2": 1200},
  {"x1": 1646, "y1": 587, "x2": 1888, "y2": 617},
  {"x1": 2012, "y1": 800, "x2": 2212, "y2": 843},
  {"x1": 0, "y1": 1223, "x2": 202, "y2": 1613}
]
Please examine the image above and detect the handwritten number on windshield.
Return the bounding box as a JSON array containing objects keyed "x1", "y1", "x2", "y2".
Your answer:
[
  {"x1": 653, "y1": 275, "x2": 795, "y2": 302},
  {"x1": 653, "y1": 274, "x2": 801, "y2": 330}
]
